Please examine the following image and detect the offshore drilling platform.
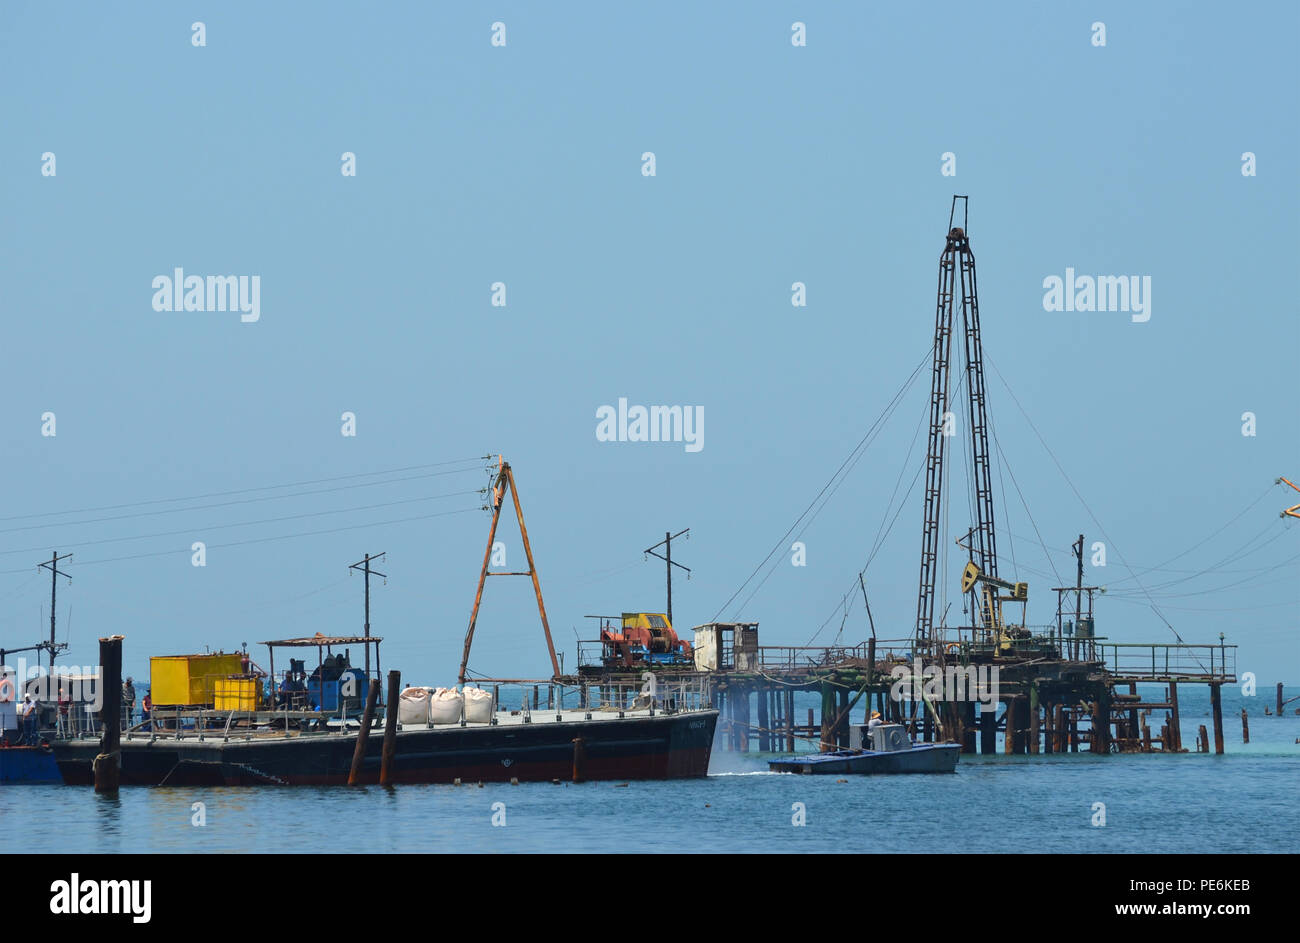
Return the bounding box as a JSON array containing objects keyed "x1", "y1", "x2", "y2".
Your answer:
[{"x1": 572, "y1": 197, "x2": 1239, "y2": 758}]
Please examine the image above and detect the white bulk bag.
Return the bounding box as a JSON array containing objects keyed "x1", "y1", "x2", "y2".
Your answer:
[
  {"x1": 397, "y1": 686, "x2": 432, "y2": 725},
  {"x1": 428, "y1": 686, "x2": 465, "y2": 725},
  {"x1": 463, "y1": 686, "x2": 494, "y2": 723}
]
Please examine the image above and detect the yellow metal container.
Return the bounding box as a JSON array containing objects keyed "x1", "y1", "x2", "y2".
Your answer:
[
  {"x1": 150, "y1": 653, "x2": 244, "y2": 707},
  {"x1": 214, "y1": 677, "x2": 259, "y2": 712}
]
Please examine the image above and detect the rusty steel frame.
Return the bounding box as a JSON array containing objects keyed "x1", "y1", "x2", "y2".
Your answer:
[{"x1": 916, "y1": 196, "x2": 1000, "y2": 651}]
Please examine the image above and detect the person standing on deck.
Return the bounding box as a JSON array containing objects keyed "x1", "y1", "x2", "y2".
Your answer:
[
  {"x1": 122, "y1": 677, "x2": 136, "y2": 729},
  {"x1": 141, "y1": 690, "x2": 152, "y2": 732},
  {"x1": 20, "y1": 694, "x2": 39, "y2": 744}
]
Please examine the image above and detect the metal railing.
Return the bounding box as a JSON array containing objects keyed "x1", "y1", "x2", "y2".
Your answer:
[
  {"x1": 757, "y1": 643, "x2": 867, "y2": 669},
  {"x1": 1098, "y1": 643, "x2": 1236, "y2": 681},
  {"x1": 479, "y1": 676, "x2": 714, "y2": 717}
]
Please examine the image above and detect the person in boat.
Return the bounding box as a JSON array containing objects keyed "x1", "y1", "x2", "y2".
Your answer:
[{"x1": 868, "y1": 710, "x2": 884, "y2": 729}]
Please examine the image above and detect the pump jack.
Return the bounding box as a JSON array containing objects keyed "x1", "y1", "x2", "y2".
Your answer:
[{"x1": 959, "y1": 561, "x2": 1029, "y2": 653}]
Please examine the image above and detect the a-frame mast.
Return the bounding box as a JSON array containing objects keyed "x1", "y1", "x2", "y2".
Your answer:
[{"x1": 459, "y1": 458, "x2": 560, "y2": 683}]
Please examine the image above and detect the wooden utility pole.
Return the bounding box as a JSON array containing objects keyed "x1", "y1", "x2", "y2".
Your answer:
[
  {"x1": 460, "y1": 458, "x2": 559, "y2": 682},
  {"x1": 349, "y1": 552, "x2": 386, "y2": 682},
  {"x1": 38, "y1": 551, "x2": 72, "y2": 673},
  {"x1": 644, "y1": 529, "x2": 690, "y2": 625}
]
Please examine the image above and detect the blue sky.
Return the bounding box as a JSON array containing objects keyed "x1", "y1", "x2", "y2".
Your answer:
[{"x1": 1, "y1": 2, "x2": 1296, "y2": 687}]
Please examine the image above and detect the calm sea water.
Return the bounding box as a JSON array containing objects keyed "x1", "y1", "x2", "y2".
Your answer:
[{"x1": 5, "y1": 685, "x2": 1296, "y2": 853}]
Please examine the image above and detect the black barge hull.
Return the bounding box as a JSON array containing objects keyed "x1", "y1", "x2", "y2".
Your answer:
[{"x1": 53, "y1": 710, "x2": 717, "y2": 786}]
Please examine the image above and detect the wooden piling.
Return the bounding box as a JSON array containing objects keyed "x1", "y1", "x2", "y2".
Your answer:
[
  {"x1": 1088, "y1": 700, "x2": 1107, "y2": 754},
  {"x1": 1141, "y1": 719, "x2": 1151, "y2": 752},
  {"x1": 348, "y1": 678, "x2": 381, "y2": 785},
  {"x1": 962, "y1": 702, "x2": 977, "y2": 754},
  {"x1": 786, "y1": 689, "x2": 795, "y2": 752},
  {"x1": 767, "y1": 690, "x2": 778, "y2": 748},
  {"x1": 1278, "y1": 682, "x2": 1284, "y2": 718},
  {"x1": 736, "y1": 686, "x2": 750, "y2": 752},
  {"x1": 1028, "y1": 686, "x2": 1041, "y2": 755},
  {"x1": 1003, "y1": 702, "x2": 1014, "y2": 755},
  {"x1": 719, "y1": 689, "x2": 731, "y2": 750},
  {"x1": 93, "y1": 635, "x2": 124, "y2": 794},
  {"x1": 1042, "y1": 701, "x2": 1054, "y2": 754},
  {"x1": 979, "y1": 703, "x2": 996, "y2": 754},
  {"x1": 837, "y1": 687, "x2": 850, "y2": 748},
  {"x1": 732, "y1": 690, "x2": 742, "y2": 751},
  {"x1": 380, "y1": 670, "x2": 400, "y2": 785},
  {"x1": 1127, "y1": 682, "x2": 1139, "y2": 749},
  {"x1": 572, "y1": 736, "x2": 586, "y2": 783},
  {"x1": 756, "y1": 687, "x2": 770, "y2": 752},
  {"x1": 1210, "y1": 683, "x2": 1224, "y2": 754},
  {"x1": 1168, "y1": 680, "x2": 1182, "y2": 752},
  {"x1": 819, "y1": 683, "x2": 835, "y2": 752},
  {"x1": 1198, "y1": 724, "x2": 1209, "y2": 753},
  {"x1": 1240, "y1": 707, "x2": 1249, "y2": 744}
]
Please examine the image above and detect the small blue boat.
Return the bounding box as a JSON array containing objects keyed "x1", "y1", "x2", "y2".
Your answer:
[{"x1": 768, "y1": 723, "x2": 960, "y2": 775}]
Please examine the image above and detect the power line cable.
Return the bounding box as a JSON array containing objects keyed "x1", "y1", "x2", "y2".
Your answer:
[{"x1": 0, "y1": 455, "x2": 488, "y2": 523}]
